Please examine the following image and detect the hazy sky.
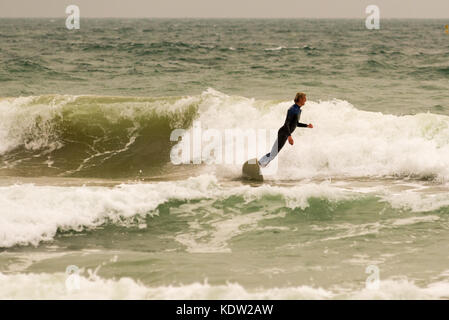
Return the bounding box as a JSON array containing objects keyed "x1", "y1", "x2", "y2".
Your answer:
[{"x1": 1, "y1": 0, "x2": 449, "y2": 18}]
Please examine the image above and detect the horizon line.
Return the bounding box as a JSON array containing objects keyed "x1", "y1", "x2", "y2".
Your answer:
[{"x1": 1, "y1": 16, "x2": 448, "y2": 19}]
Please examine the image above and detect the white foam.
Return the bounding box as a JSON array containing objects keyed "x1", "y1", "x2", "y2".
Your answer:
[
  {"x1": 1, "y1": 272, "x2": 448, "y2": 299},
  {"x1": 391, "y1": 215, "x2": 440, "y2": 226},
  {"x1": 309, "y1": 214, "x2": 441, "y2": 243},
  {"x1": 0, "y1": 175, "x2": 350, "y2": 248},
  {"x1": 0, "y1": 96, "x2": 69, "y2": 155},
  {"x1": 0, "y1": 175, "x2": 217, "y2": 247},
  {"x1": 382, "y1": 191, "x2": 449, "y2": 212},
  {"x1": 264, "y1": 46, "x2": 300, "y2": 51},
  {"x1": 348, "y1": 278, "x2": 449, "y2": 300},
  {"x1": 186, "y1": 89, "x2": 449, "y2": 181},
  {"x1": 1, "y1": 171, "x2": 448, "y2": 249},
  {"x1": 174, "y1": 211, "x2": 286, "y2": 253}
]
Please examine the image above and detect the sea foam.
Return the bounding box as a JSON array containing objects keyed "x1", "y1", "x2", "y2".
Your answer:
[
  {"x1": 0, "y1": 175, "x2": 349, "y2": 248},
  {"x1": 1, "y1": 272, "x2": 448, "y2": 300}
]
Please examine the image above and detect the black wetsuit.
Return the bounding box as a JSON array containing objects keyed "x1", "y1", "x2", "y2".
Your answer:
[
  {"x1": 276, "y1": 103, "x2": 308, "y2": 152},
  {"x1": 258, "y1": 103, "x2": 307, "y2": 167}
]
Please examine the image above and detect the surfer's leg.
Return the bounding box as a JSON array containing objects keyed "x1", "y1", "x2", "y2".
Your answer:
[
  {"x1": 258, "y1": 138, "x2": 278, "y2": 167},
  {"x1": 258, "y1": 132, "x2": 288, "y2": 168},
  {"x1": 276, "y1": 133, "x2": 288, "y2": 152}
]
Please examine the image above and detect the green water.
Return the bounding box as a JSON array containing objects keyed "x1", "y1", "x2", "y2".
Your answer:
[{"x1": 1, "y1": 19, "x2": 448, "y2": 114}]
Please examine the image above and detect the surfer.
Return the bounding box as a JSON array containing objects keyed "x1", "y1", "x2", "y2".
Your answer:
[{"x1": 258, "y1": 92, "x2": 313, "y2": 168}]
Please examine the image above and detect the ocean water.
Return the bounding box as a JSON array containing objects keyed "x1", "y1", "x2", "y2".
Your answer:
[{"x1": 1, "y1": 18, "x2": 449, "y2": 299}]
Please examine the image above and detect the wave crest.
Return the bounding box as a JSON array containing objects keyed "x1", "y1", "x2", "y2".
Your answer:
[{"x1": 2, "y1": 89, "x2": 449, "y2": 180}]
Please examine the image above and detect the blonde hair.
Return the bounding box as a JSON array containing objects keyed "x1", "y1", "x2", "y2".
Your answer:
[{"x1": 294, "y1": 92, "x2": 306, "y2": 103}]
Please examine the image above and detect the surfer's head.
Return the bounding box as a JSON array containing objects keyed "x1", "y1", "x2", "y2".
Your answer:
[{"x1": 294, "y1": 92, "x2": 307, "y2": 107}]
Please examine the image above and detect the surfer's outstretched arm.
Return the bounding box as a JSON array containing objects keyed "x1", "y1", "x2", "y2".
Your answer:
[
  {"x1": 288, "y1": 123, "x2": 313, "y2": 144},
  {"x1": 298, "y1": 122, "x2": 313, "y2": 128}
]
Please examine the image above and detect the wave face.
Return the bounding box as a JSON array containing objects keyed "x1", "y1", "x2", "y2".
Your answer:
[
  {"x1": 1, "y1": 174, "x2": 449, "y2": 248},
  {"x1": 2, "y1": 89, "x2": 449, "y2": 180},
  {"x1": 0, "y1": 94, "x2": 199, "y2": 177},
  {"x1": 0, "y1": 175, "x2": 349, "y2": 247}
]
